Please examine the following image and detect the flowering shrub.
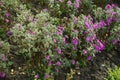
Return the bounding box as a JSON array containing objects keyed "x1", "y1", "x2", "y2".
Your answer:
[
  {"x1": 0, "y1": 0, "x2": 120, "y2": 79},
  {"x1": 0, "y1": 41, "x2": 12, "y2": 78}
]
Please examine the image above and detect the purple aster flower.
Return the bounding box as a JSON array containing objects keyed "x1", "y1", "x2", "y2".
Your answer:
[
  {"x1": 72, "y1": 38, "x2": 78, "y2": 45},
  {"x1": 94, "y1": 40, "x2": 105, "y2": 51},
  {"x1": 112, "y1": 39, "x2": 118, "y2": 44},
  {"x1": 98, "y1": 20, "x2": 106, "y2": 28},
  {"x1": 86, "y1": 36, "x2": 91, "y2": 42},
  {"x1": 33, "y1": 18, "x2": 37, "y2": 23},
  {"x1": 65, "y1": 35, "x2": 69, "y2": 38},
  {"x1": 56, "y1": 26, "x2": 64, "y2": 35},
  {"x1": 1, "y1": 54, "x2": 5, "y2": 61},
  {"x1": 92, "y1": 34, "x2": 96, "y2": 40},
  {"x1": 0, "y1": 72, "x2": 5, "y2": 78},
  {"x1": 96, "y1": 39, "x2": 105, "y2": 50},
  {"x1": 105, "y1": 4, "x2": 111, "y2": 10},
  {"x1": 84, "y1": 30, "x2": 87, "y2": 34},
  {"x1": 7, "y1": 30, "x2": 12, "y2": 36},
  {"x1": 5, "y1": 19, "x2": 9, "y2": 23},
  {"x1": 59, "y1": 0, "x2": 62, "y2": 2},
  {"x1": 94, "y1": 45, "x2": 101, "y2": 51},
  {"x1": 75, "y1": 3, "x2": 80, "y2": 9},
  {"x1": 93, "y1": 23, "x2": 99, "y2": 29},
  {"x1": 56, "y1": 61, "x2": 61, "y2": 66},
  {"x1": 62, "y1": 37, "x2": 66, "y2": 44},
  {"x1": 76, "y1": 0, "x2": 80, "y2": 3},
  {"x1": 58, "y1": 26, "x2": 64, "y2": 31},
  {"x1": 118, "y1": 31, "x2": 120, "y2": 35},
  {"x1": 28, "y1": 16, "x2": 32, "y2": 21},
  {"x1": 45, "y1": 55, "x2": 50, "y2": 60},
  {"x1": 73, "y1": 17, "x2": 77, "y2": 24},
  {"x1": 85, "y1": 17, "x2": 90, "y2": 28},
  {"x1": 5, "y1": 12, "x2": 10, "y2": 17},
  {"x1": 35, "y1": 74, "x2": 39, "y2": 79},
  {"x1": 67, "y1": 0, "x2": 72, "y2": 5},
  {"x1": 72, "y1": 59, "x2": 75, "y2": 65},
  {"x1": 87, "y1": 56, "x2": 91, "y2": 61},
  {"x1": 53, "y1": 38, "x2": 57, "y2": 43},
  {"x1": 48, "y1": 61, "x2": 52, "y2": 66},
  {"x1": 44, "y1": 73, "x2": 50, "y2": 79},
  {"x1": 56, "y1": 69, "x2": 59, "y2": 72},
  {"x1": 83, "y1": 49, "x2": 87, "y2": 55},
  {"x1": 57, "y1": 48, "x2": 62, "y2": 54},
  {"x1": 42, "y1": 8, "x2": 48, "y2": 12},
  {"x1": 112, "y1": 4, "x2": 115, "y2": 7},
  {"x1": 0, "y1": 1, "x2": 2, "y2": 5},
  {"x1": 107, "y1": 17, "x2": 112, "y2": 25},
  {"x1": 73, "y1": 46, "x2": 77, "y2": 51}
]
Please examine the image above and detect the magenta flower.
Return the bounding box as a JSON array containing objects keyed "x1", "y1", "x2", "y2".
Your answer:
[
  {"x1": 93, "y1": 23, "x2": 99, "y2": 29},
  {"x1": 26, "y1": 30, "x2": 31, "y2": 34},
  {"x1": 97, "y1": 40, "x2": 104, "y2": 48},
  {"x1": 0, "y1": 72, "x2": 5, "y2": 78},
  {"x1": 83, "y1": 49, "x2": 87, "y2": 55},
  {"x1": 44, "y1": 73, "x2": 50, "y2": 79},
  {"x1": 57, "y1": 48, "x2": 62, "y2": 54},
  {"x1": 42, "y1": 8, "x2": 48, "y2": 12},
  {"x1": 5, "y1": 19, "x2": 9, "y2": 23},
  {"x1": 62, "y1": 37, "x2": 66, "y2": 44},
  {"x1": 118, "y1": 31, "x2": 120, "y2": 35},
  {"x1": 105, "y1": 4, "x2": 111, "y2": 10},
  {"x1": 1, "y1": 54, "x2": 5, "y2": 61},
  {"x1": 56, "y1": 61, "x2": 61, "y2": 66},
  {"x1": 5, "y1": 12, "x2": 10, "y2": 17},
  {"x1": 35, "y1": 74, "x2": 39, "y2": 79},
  {"x1": 48, "y1": 61, "x2": 52, "y2": 66},
  {"x1": 85, "y1": 17, "x2": 90, "y2": 28},
  {"x1": 98, "y1": 20, "x2": 106, "y2": 28},
  {"x1": 56, "y1": 69, "x2": 59, "y2": 72},
  {"x1": 112, "y1": 39, "x2": 118, "y2": 44},
  {"x1": 7, "y1": 30, "x2": 12, "y2": 36},
  {"x1": 94, "y1": 45, "x2": 101, "y2": 51},
  {"x1": 33, "y1": 18, "x2": 37, "y2": 23},
  {"x1": 65, "y1": 35, "x2": 69, "y2": 39},
  {"x1": 72, "y1": 38, "x2": 78, "y2": 45},
  {"x1": 72, "y1": 59, "x2": 75, "y2": 65},
  {"x1": 87, "y1": 56, "x2": 91, "y2": 61},
  {"x1": 75, "y1": 3, "x2": 80, "y2": 9},
  {"x1": 0, "y1": 1, "x2": 2, "y2": 5},
  {"x1": 31, "y1": 31, "x2": 35, "y2": 35},
  {"x1": 59, "y1": 0, "x2": 62, "y2": 3},
  {"x1": 107, "y1": 17, "x2": 112, "y2": 25},
  {"x1": 53, "y1": 38, "x2": 57, "y2": 43},
  {"x1": 73, "y1": 17, "x2": 77, "y2": 24},
  {"x1": 56, "y1": 26, "x2": 64, "y2": 35},
  {"x1": 67, "y1": 0, "x2": 72, "y2": 5},
  {"x1": 86, "y1": 36, "x2": 91, "y2": 42},
  {"x1": 84, "y1": 30, "x2": 87, "y2": 34},
  {"x1": 111, "y1": 4, "x2": 116, "y2": 8},
  {"x1": 94, "y1": 40, "x2": 105, "y2": 51},
  {"x1": 45, "y1": 55, "x2": 50, "y2": 60},
  {"x1": 28, "y1": 16, "x2": 32, "y2": 21},
  {"x1": 76, "y1": 0, "x2": 80, "y2": 3}
]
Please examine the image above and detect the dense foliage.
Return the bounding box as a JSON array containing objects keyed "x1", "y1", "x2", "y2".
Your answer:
[{"x1": 0, "y1": 0, "x2": 120, "y2": 79}]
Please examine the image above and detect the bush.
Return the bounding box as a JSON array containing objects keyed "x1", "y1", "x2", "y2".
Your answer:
[
  {"x1": 105, "y1": 66, "x2": 120, "y2": 80},
  {"x1": 0, "y1": 0, "x2": 120, "y2": 79}
]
